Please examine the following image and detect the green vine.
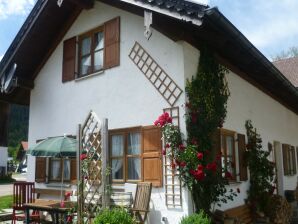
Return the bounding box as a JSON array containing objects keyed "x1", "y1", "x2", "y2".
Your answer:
[{"x1": 245, "y1": 120, "x2": 275, "y2": 215}]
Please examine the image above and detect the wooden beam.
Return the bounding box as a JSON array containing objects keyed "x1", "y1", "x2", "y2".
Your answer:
[{"x1": 68, "y1": 0, "x2": 94, "y2": 9}]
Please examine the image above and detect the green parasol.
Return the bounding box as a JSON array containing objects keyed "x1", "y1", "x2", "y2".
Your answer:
[{"x1": 28, "y1": 136, "x2": 77, "y2": 157}]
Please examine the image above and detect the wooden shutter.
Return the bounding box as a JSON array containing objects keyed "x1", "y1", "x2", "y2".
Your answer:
[
  {"x1": 237, "y1": 134, "x2": 248, "y2": 181},
  {"x1": 70, "y1": 158, "x2": 77, "y2": 183},
  {"x1": 282, "y1": 144, "x2": 289, "y2": 176},
  {"x1": 142, "y1": 126, "x2": 162, "y2": 187},
  {"x1": 291, "y1": 146, "x2": 297, "y2": 175},
  {"x1": 104, "y1": 17, "x2": 120, "y2": 69},
  {"x1": 211, "y1": 129, "x2": 221, "y2": 168},
  {"x1": 62, "y1": 37, "x2": 77, "y2": 82},
  {"x1": 35, "y1": 157, "x2": 46, "y2": 183}
]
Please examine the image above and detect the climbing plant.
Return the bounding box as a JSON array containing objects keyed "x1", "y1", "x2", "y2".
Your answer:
[
  {"x1": 155, "y1": 47, "x2": 237, "y2": 215},
  {"x1": 245, "y1": 120, "x2": 275, "y2": 214}
]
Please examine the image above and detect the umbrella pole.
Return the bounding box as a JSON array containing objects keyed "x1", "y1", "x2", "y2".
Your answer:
[{"x1": 61, "y1": 158, "x2": 64, "y2": 201}]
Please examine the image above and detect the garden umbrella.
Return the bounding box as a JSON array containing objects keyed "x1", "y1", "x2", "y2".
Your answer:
[
  {"x1": 28, "y1": 136, "x2": 78, "y2": 200},
  {"x1": 28, "y1": 136, "x2": 77, "y2": 157}
]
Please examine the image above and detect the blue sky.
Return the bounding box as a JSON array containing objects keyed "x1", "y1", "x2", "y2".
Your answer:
[{"x1": 0, "y1": 0, "x2": 297, "y2": 61}]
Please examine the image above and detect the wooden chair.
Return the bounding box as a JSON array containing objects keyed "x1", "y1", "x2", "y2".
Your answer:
[
  {"x1": 12, "y1": 182, "x2": 40, "y2": 224},
  {"x1": 131, "y1": 182, "x2": 152, "y2": 224}
]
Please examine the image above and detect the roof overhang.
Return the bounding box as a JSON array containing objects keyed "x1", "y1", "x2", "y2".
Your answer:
[{"x1": 0, "y1": 0, "x2": 298, "y2": 114}]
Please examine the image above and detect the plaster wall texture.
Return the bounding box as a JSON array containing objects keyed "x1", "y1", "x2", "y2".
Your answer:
[
  {"x1": 0, "y1": 147, "x2": 8, "y2": 170},
  {"x1": 28, "y1": 2, "x2": 191, "y2": 223},
  {"x1": 26, "y1": 0, "x2": 298, "y2": 222}
]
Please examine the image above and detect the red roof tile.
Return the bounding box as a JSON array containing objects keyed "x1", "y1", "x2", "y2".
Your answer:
[
  {"x1": 21, "y1": 141, "x2": 28, "y2": 151},
  {"x1": 273, "y1": 57, "x2": 298, "y2": 87}
]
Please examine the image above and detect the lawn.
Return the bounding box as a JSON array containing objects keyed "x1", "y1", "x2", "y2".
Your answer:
[{"x1": 0, "y1": 195, "x2": 13, "y2": 210}]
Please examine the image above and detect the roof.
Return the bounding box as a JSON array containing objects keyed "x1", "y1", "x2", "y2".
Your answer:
[
  {"x1": 273, "y1": 57, "x2": 298, "y2": 87},
  {"x1": 0, "y1": 0, "x2": 298, "y2": 114},
  {"x1": 21, "y1": 141, "x2": 29, "y2": 151}
]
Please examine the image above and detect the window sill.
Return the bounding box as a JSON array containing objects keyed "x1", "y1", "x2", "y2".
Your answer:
[
  {"x1": 75, "y1": 70, "x2": 104, "y2": 82},
  {"x1": 45, "y1": 183, "x2": 72, "y2": 188}
]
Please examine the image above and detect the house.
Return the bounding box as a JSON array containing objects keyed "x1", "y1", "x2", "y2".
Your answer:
[
  {"x1": 16, "y1": 141, "x2": 28, "y2": 172},
  {"x1": 0, "y1": 0, "x2": 298, "y2": 223},
  {"x1": 273, "y1": 56, "x2": 298, "y2": 87}
]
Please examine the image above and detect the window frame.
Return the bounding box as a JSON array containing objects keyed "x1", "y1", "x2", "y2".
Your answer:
[
  {"x1": 48, "y1": 158, "x2": 73, "y2": 183},
  {"x1": 109, "y1": 126, "x2": 143, "y2": 184},
  {"x1": 78, "y1": 26, "x2": 105, "y2": 78},
  {"x1": 220, "y1": 129, "x2": 237, "y2": 181}
]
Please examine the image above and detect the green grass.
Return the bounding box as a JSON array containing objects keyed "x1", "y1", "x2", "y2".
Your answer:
[{"x1": 0, "y1": 195, "x2": 13, "y2": 210}]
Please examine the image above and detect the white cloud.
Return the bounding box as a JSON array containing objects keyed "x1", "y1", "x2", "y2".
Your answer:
[
  {"x1": 0, "y1": 54, "x2": 3, "y2": 62},
  {"x1": 0, "y1": 0, "x2": 35, "y2": 20}
]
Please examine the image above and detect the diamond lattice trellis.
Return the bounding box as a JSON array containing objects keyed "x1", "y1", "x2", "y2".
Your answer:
[{"x1": 78, "y1": 111, "x2": 109, "y2": 224}]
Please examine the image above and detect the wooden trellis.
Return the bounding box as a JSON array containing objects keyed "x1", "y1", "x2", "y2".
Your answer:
[
  {"x1": 163, "y1": 107, "x2": 182, "y2": 207},
  {"x1": 77, "y1": 111, "x2": 109, "y2": 224},
  {"x1": 129, "y1": 42, "x2": 183, "y2": 107}
]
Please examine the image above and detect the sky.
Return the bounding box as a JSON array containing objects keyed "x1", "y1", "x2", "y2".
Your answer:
[{"x1": 0, "y1": 0, "x2": 298, "y2": 61}]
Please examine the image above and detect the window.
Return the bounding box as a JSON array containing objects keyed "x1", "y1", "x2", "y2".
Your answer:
[
  {"x1": 282, "y1": 144, "x2": 297, "y2": 176},
  {"x1": 49, "y1": 158, "x2": 71, "y2": 182},
  {"x1": 110, "y1": 128, "x2": 142, "y2": 183},
  {"x1": 220, "y1": 129, "x2": 236, "y2": 181},
  {"x1": 62, "y1": 17, "x2": 120, "y2": 82},
  {"x1": 78, "y1": 27, "x2": 104, "y2": 77},
  {"x1": 109, "y1": 125, "x2": 163, "y2": 187},
  {"x1": 35, "y1": 157, "x2": 77, "y2": 183}
]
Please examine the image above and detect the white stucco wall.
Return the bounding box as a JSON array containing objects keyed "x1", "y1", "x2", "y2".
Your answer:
[
  {"x1": 28, "y1": 2, "x2": 191, "y2": 223},
  {"x1": 0, "y1": 147, "x2": 8, "y2": 173},
  {"x1": 27, "y1": 1, "x2": 298, "y2": 222}
]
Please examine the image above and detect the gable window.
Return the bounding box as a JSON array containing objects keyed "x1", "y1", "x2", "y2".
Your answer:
[
  {"x1": 78, "y1": 27, "x2": 104, "y2": 77},
  {"x1": 62, "y1": 17, "x2": 120, "y2": 82},
  {"x1": 109, "y1": 126, "x2": 162, "y2": 187}
]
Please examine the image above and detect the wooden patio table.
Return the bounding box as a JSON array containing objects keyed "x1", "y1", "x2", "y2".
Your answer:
[{"x1": 24, "y1": 199, "x2": 75, "y2": 224}]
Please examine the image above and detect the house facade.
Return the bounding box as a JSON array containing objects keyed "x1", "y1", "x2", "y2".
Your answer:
[{"x1": 1, "y1": 0, "x2": 298, "y2": 223}]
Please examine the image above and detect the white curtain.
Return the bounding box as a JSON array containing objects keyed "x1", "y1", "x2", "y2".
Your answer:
[
  {"x1": 128, "y1": 133, "x2": 141, "y2": 180},
  {"x1": 51, "y1": 160, "x2": 60, "y2": 180},
  {"x1": 63, "y1": 159, "x2": 70, "y2": 180},
  {"x1": 111, "y1": 135, "x2": 124, "y2": 179}
]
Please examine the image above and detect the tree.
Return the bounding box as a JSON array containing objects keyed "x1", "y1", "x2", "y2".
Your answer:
[{"x1": 272, "y1": 46, "x2": 298, "y2": 61}]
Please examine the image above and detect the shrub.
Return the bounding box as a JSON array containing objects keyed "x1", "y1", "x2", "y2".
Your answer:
[
  {"x1": 180, "y1": 210, "x2": 211, "y2": 224},
  {"x1": 93, "y1": 208, "x2": 136, "y2": 224}
]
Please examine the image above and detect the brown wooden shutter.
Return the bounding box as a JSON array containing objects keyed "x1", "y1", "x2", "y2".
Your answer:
[
  {"x1": 237, "y1": 134, "x2": 248, "y2": 181},
  {"x1": 211, "y1": 129, "x2": 221, "y2": 168},
  {"x1": 291, "y1": 146, "x2": 297, "y2": 175},
  {"x1": 282, "y1": 144, "x2": 289, "y2": 176},
  {"x1": 142, "y1": 126, "x2": 162, "y2": 187},
  {"x1": 62, "y1": 37, "x2": 77, "y2": 82},
  {"x1": 104, "y1": 17, "x2": 120, "y2": 69},
  {"x1": 35, "y1": 157, "x2": 46, "y2": 183},
  {"x1": 70, "y1": 158, "x2": 77, "y2": 183}
]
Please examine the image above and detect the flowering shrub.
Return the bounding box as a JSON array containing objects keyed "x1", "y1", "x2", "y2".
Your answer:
[{"x1": 155, "y1": 48, "x2": 237, "y2": 214}]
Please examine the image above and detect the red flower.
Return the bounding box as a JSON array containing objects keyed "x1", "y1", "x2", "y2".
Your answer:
[
  {"x1": 237, "y1": 188, "x2": 240, "y2": 193},
  {"x1": 197, "y1": 164, "x2": 204, "y2": 170},
  {"x1": 66, "y1": 215, "x2": 73, "y2": 223},
  {"x1": 167, "y1": 117, "x2": 173, "y2": 123},
  {"x1": 154, "y1": 112, "x2": 173, "y2": 127},
  {"x1": 165, "y1": 143, "x2": 170, "y2": 148},
  {"x1": 191, "y1": 138, "x2": 198, "y2": 145},
  {"x1": 65, "y1": 192, "x2": 71, "y2": 198},
  {"x1": 171, "y1": 163, "x2": 176, "y2": 169},
  {"x1": 162, "y1": 149, "x2": 166, "y2": 156},
  {"x1": 154, "y1": 120, "x2": 159, "y2": 126},
  {"x1": 60, "y1": 201, "x2": 65, "y2": 208},
  {"x1": 164, "y1": 112, "x2": 169, "y2": 119},
  {"x1": 194, "y1": 170, "x2": 205, "y2": 181},
  {"x1": 191, "y1": 113, "x2": 197, "y2": 123},
  {"x1": 225, "y1": 171, "x2": 233, "y2": 179},
  {"x1": 179, "y1": 144, "x2": 186, "y2": 151},
  {"x1": 180, "y1": 162, "x2": 186, "y2": 167},
  {"x1": 216, "y1": 153, "x2": 222, "y2": 161},
  {"x1": 80, "y1": 154, "x2": 87, "y2": 161},
  {"x1": 197, "y1": 152, "x2": 203, "y2": 160}
]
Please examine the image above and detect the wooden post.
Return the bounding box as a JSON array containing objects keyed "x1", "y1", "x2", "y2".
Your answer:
[
  {"x1": 77, "y1": 123, "x2": 82, "y2": 224},
  {"x1": 101, "y1": 118, "x2": 110, "y2": 208}
]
